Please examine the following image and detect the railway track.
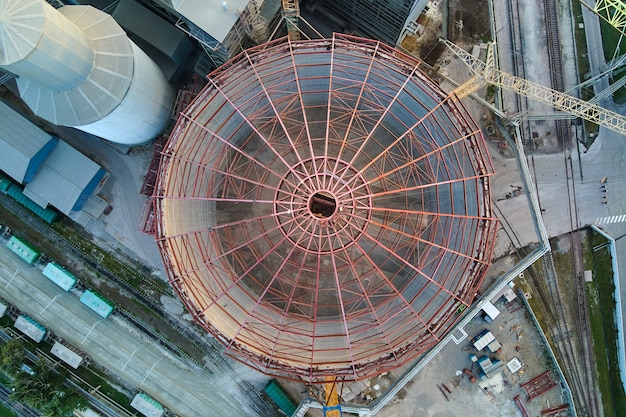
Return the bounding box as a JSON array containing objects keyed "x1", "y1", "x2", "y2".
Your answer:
[
  {"x1": 507, "y1": 0, "x2": 531, "y2": 143},
  {"x1": 0, "y1": 383, "x2": 40, "y2": 417},
  {"x1": 0, "y1": 193, "x2": 278, "y2": 417},
  {"x1": 544, "y1": 0, "x2": 570, "y2": 150},
  {"x1": 544, "y1": 0, "x2": 599, "y2": 414},
  {"x1": 562, "y1": 134, "x2": 600, "y2": 417},
  {"x1": 495, "y1": 2, "x2": 598, "y2": 409}
]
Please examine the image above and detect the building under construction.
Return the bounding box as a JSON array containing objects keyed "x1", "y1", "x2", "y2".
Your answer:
[{"x1": 153, "y1": 34, "x2": 498, "y2": 384}]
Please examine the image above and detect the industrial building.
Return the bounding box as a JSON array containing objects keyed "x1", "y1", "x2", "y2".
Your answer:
[
  {"x1": 0, "y1": 0, "x2": 174, "y2": 145},
  {"x1": 110, "y1": 0, "x2": 196, "y2": 82},
  {"x1": 0, "y1": 102, "x2": 58, "y2": 185},
  {"x1": 62, "y1": 0, "x2": 283, "y2": 68},
  {"x1": 58, "y1": 0, "x2": 425, "y2": 70},
  {"x1": 306, "y1": 0, "x2": 430, "y2": 45},
  {"x1": 0, "y1": 101, "x2": 109, "y2": 218},
  {"x1": 22, "y1": 141, "x2": 108, "y2": 214},
  {"x1": 152, "y1": 33, "x2": 499, "y2": 384},
  {"x1": 162, "y1": 0, "x2": 282, "y2": 65}
]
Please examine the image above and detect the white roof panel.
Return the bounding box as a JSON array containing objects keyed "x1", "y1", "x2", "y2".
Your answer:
[
  {"x1": 473, "y1": 331, "x2": 495, "y2": 351},
  {"x1": 486, "y1": 339, "x2": 502, "y2": 353},
  {"x1": 51, "y1": 342, "x2": 83, "y2": 369},
  {"x1": 171, "y1": 0, "x2": 250, "y2": 43},
  {"x1": 506, "y1": 357, "x2": 523, "y2": 373},
  {"x1": 481, "y1": 300, "x2": 500, "y2": 320}
]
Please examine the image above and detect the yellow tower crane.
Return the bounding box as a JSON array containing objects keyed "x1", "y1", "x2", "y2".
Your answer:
[
  {"x1": 583, "y1": 0, "x2": 626, "y2": 38},
  {"x1": 282, "y1": 0, "x2": 300, "y2": 41},
  {"x1": 444, "y1": 39, "x2": 626, "y2": 137}
]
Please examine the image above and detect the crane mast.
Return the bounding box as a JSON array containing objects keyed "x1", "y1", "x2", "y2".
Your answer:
[
  {"x1": 282, "y1": 0, "x2": 300, "y2": 41},
  {"x1": 324, "y1": 376, "x2": 341, "y2": 417},
  {"x1": 443, "y1": 39, "x2": 626, "y2": 137},
  {"x1": 584, "y1": 0, "x2": 626, "y2": 37}
]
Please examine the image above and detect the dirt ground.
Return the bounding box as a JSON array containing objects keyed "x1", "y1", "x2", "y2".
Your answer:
[
  {"x1": 401, "y1": 0, "x2": 491, "y2": 65},
  {"x1": 447, "y1": 0, "x2": 491, "y2": 43},
  {"x1": 279, "y1": 278, "x2": 569, "y2": 417}
]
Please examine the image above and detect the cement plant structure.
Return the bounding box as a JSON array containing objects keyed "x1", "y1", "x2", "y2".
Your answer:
[
  {"x1": 0, "y1": 0, "x2": 173, "y2": 145},
  {"x1": 153, "y1": 34, "x2": 499, "y2": 384}
]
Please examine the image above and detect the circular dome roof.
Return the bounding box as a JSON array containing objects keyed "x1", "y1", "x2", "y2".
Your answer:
[{"x1": 154, "y1": 35, "x2": 498, "y2": 383}]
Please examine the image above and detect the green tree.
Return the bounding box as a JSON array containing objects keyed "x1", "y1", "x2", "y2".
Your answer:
[
  {"x1": 42, "y1": 388, "x2": 89, "y2": 417},
  {"x1": 0, "y1": 340, "x2": 25, "y2": 377},
  {"x1": 10, "y1": 358, "x2": 88, "y2": 417}
]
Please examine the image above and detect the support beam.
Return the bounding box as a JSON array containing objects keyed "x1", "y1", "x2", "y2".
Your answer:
[
  {"x1": 442, "y1": 39, "x2": 626, "y2": 137},
  {"x1": 583, "y1": 0, "x2": 626, "y2": 38}
]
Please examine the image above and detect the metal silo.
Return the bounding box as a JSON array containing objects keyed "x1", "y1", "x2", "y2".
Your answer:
[{"x1": 0, "y1": 0, "x2": 174, "y2": 146}]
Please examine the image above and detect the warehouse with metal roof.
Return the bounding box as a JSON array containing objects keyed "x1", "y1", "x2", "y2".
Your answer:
[
  {"x1": 0, "y1": 100, "x2": 109, "y2": 217},
  {"x1": 0, "y1": 101, "x2": 58, "y2": 184},
  {"x1": 22, "y1": 141, "x2": 108, "y2": 214}
]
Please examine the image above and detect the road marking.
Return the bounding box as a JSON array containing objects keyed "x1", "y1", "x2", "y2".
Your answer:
[{"x1": 596, "y1": 214, "x2": 626, "y2": 225}]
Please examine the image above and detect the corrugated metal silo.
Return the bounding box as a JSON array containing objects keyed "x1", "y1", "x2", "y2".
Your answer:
[{"x1": 0, "y1": 0, "x2": 174, "y2": 145}]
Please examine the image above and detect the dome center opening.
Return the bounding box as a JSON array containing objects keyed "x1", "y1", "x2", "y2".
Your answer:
[{"x1": 309, "y1": 191, "x2": 337, "y2": 218}]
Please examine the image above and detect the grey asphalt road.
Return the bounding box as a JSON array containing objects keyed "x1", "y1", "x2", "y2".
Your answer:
[{"x1": 0, "y1": 245, "x2": 259, "y2": 417}]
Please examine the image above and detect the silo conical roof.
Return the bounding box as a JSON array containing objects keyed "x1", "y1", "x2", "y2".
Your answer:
[{"x1": 0, "y1": 0, "x2": 45, "y2": 65}]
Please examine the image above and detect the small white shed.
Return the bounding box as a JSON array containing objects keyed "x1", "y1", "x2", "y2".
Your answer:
[{"x1": 481, "y1": 301, "x2": 501, "y2": 322}]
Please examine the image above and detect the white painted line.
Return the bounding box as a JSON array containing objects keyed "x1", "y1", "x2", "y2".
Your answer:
[{"x1": 595, "y1": 214, "x2": 626, "y2": 225}]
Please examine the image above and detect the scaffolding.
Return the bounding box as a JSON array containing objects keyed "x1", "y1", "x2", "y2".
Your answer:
[
  {"x1": 176, "y1": 0, "x2": 270, "y2": 67},
  {"x1": 153, "y1": 34, "x2": 499, "y2": 384}
]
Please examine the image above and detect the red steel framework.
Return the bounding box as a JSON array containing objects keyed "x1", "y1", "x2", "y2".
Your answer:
[{"x1": 152, "y1": 34, "x2": 499, "y2": 383}]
